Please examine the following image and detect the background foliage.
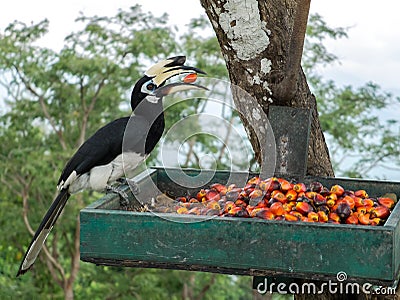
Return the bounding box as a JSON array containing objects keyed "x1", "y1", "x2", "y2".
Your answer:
[{"x1": 0, "y1": 5, "x2": 399, "y2": 299}]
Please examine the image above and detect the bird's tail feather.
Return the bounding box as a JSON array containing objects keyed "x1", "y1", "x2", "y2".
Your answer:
[{"x1": 16, "y1": 189, "x2": 70, "y2": 276}]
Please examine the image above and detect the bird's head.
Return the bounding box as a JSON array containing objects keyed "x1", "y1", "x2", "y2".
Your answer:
[{"x1": 131, "y1": 56, "x2": 206, "y2": 111}]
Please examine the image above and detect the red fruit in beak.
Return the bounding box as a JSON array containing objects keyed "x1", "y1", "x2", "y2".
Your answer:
[{"x1": 182, "y1": 73, "x2": 198, "y2": 83}]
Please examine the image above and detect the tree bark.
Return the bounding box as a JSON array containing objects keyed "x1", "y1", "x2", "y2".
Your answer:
[{"x1": 200, "y1": 0, "x2": 334, "y2": 177}]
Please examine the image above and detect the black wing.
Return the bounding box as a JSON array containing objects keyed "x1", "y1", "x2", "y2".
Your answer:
[{"x1": 58, "y1": 115, "x2": 150, "y2": 187}]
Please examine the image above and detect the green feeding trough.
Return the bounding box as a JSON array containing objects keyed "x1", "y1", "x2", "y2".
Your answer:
[
  {"x1": 80, "y1": 167, "x2": 400, "y2": 288},
  {"x1": 79, "y1": 106, "x2": 400, "y2": 289}
]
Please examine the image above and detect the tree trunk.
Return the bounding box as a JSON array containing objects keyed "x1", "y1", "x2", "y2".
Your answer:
[{"x1": 200, "y1": 0, "x2": 334, "y2": 177}]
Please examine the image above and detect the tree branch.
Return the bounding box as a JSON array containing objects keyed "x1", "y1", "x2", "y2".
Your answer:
[
  {"x1": 77, "y1": 77, "x2": 106, "y2": 146},
  {"x1": 11, "y1": 64, "x2": 67, "y2": 150}
]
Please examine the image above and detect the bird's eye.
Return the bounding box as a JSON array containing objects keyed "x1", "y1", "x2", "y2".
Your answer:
[{"x1": 146, "y1": 83, "x2": 156, "y2": 91}]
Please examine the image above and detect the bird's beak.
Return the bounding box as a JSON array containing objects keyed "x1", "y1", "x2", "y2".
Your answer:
[
  {"x1": 155, "y1": 82, "x2": 208, "y2": 98},
  {"x1": 145, "y1": 56, "x2": 207, "y2": 87}
]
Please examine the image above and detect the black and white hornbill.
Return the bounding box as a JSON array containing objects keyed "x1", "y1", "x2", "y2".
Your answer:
[{"x1": 16, "y1": 56, "x2": 206, "y2": 276}]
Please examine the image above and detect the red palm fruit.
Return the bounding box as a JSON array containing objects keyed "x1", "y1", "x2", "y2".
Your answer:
[
  {"x1": 358, "y1": 213, "x2": 371, "y2": 225},
  {"x1": 328, "y1": 212, "x2": 341, "y2": 223},
  {"x1": 258, "y1": 180, "x2": 269, "y2": 191},
  {"x1": 255, "y1": 200, "x2": 268, "y2": 208},
  {"x1": 206, "y1": 200, "x2": 221, "y2": 210},
  {"x1": 370, "y1": 217, "x2": 381, "y2": 226},
  {"x1": 354, "y1": 197, "x2": 364, "y2": 208},
  {"x1": 247, "y1": 176, "x2": 261, "y2": 185},
  {"x1": 302, "y1": 216, "x2": 311, "y2": 222},
  {"x1": 189, "y1": 198, "x2": 199, "y2": 203},
  {"x1": 187, "y1": 207, "x2": 201, "y2": 215},
  {"x1": 249, "y1": 207, "x2": 263, "y2": 217},
  {"x1": 314, "y1": 194, "x2": 327, "y2": 206},
  {"x1": 308, "y1": 212, "x2": 319, "y2": 222},
  {"x1": 256, "y1": 209, "x2": 275, "y2": 220},
  {"x1": 357, "y1": 206, "x2": 367, "y2": 215},
  {"x1": 293, "y1": 183, "x2": 307, "y2": 193},
  {"x1": 275, "y1": 216, "x2": 284, "y2": 221},
  {"x1": 206, "y1": 189, "x2": 220, "y2": 201},
  {"x1": 223, "y1": 201, "x2": 236, "y2": 213},
  {"x1": 285, "y1": 190, "x2": 298, "y2": 201},
  {"x1": 326, "y1": 193, "x2": 337, "y2": 207},
  {"x1": 227, "y1": 183, "x2": 237, "y2": 191},
  {"x1": 235, "y1": 199, "x2": 247, "y2": 207},
  {"x1": 270, "y1": 202, "x2": 285, "y2": 216},
  {"x1": 182, "y1": 72, "x2": 198, "y2": 83},
  {"x1": 225, "y1": 190, "x2": 240, "y2": 202},
  {"x1": 196, "y1": 189, "x2": 207, "y2": 201},
  {"x1": 295, "y1": 201, "x2": 313, "y2": 215},
  {"x1": 371, "y1": 205, "x2": 390, "y2": 219},
  {"x1": 278, "y1": 178, "x2": 293, "y2": 191},
  {"x1": 289, "y1": 211, "x2": 303, "y2": 219},
  {"x1": 249, "y1": 188, "x2": 264, "y2": 199},
  {"x1": 305, "y1": 191, "x2": 317, "y2": 200},
  {"x1": 346, "y1": 213, "x2": 359, "y2": 225},
  {"x1": 283, "y1": 202, "x2": 296, "y2": 212},
  {"x1": 244, "y1": 184, "x2": 255, "y2": 195},
  {"x1": 341, "y1": 195, "x2": 355, "y2": 210},
  {"x1": 317, "y1": 211, "x2": 329, "y2": 223},
  {"x1": 336, "y1": 202, "x2": 351, "y2": 219},
  {"x1": 175, "y1": 196, "x2": 188, "y2": 203},
  {"x1": 271, "y1": 190, "x2": 287, "y2": 203},
  {"x1": 205, "y1": 208, "x2": 220, "y2": 216},
  {"x1": 284, "y1": 213, "x2": 299, "y2": 222},
  {"x1": 355, "y1": 190, "x2": 368, "y2": 198},
  {"x1": 363, "y1": 198, "x2": 375, "y2": 207},
  {"x1": 310, "y1": 181, "x2": 323, "y2": 193},
  {"x1": 330, "y1": 185, "x2": 345, "y2": 196},
  {"x1": 267, "y1": 180, "x2": 281, "y2": 192},
  {"x1": 210, "y1": 183, "x2": 227, "y2": 194},
  {"x1": 378, "y1": 197, "x2": 395, "y2": 209},
  {"x1": 176, "y1": 207, "x2": 188, "y2": 214},
  {"x1": 297, "y1": 191, "x2": 306, "y2": 198}
]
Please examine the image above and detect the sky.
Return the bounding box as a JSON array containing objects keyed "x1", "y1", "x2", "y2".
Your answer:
[
  {"x1": 0, "y1": 0, "x2": 399, "y2": 178},
  {"x1": 0, "y1": 0, "x2": 399, "y2": 95}
]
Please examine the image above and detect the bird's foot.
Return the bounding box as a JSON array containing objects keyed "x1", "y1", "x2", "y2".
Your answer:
[
  {"x1": 116, "y1": 178, "x2": 140, "y2": 195},
  {"x1": 106, "y1": 185, "x2": 130, "y2": 209}
]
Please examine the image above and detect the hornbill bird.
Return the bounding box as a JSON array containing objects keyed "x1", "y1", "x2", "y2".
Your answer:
[{"x1": 17, "y1": 56, "x2": 206, "y2": 276}]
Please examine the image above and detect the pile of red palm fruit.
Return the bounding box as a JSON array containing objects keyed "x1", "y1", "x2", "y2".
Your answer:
[{"x1": 172, "y1": 176, "x2": 396, "y2": 226}]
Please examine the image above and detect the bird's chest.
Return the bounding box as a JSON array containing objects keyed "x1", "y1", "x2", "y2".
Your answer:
[{"x1": 69, "y1": 152, "x2": 147, "y2": 193}]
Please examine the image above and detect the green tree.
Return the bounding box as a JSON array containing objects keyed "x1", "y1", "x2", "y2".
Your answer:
[
  {"x1": 303, "y1": 14, "x2": 400, "y2": 178},
  {"x1": 0, "y1": 6, "x2": 252, "y2": 300}
]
